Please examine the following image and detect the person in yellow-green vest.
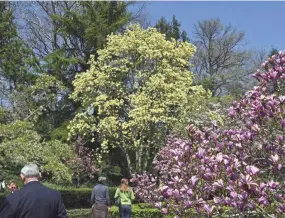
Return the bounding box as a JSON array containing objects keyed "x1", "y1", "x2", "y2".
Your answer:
[{"x1": 114, "y1": 178, "x2": 135, "y2": 218}]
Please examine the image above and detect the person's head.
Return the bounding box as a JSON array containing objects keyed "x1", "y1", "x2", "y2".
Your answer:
[
  {"x1": 120, "y1": 178, "x2": 129, "y2": 192},
  {"x1": 98, "y1": 176, "x2": 106, "y2": 184},
  {"x1": 20, "y1": 163, "x2": 41, "y2": 184}
]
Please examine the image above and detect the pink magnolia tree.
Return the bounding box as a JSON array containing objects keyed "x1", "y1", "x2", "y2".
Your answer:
[
  {"x1": 70, "y1": 137, "x2": 98, "y2": 184},
  {"x1": 132, "y1": 51, "x2": 285, "y2": 217}
]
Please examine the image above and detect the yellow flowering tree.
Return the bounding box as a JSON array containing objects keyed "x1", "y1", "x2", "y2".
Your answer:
[{"x1": 69, "y1": 24, "x2": 209, "y2": 174}]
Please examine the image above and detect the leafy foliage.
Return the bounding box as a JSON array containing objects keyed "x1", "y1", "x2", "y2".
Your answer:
[
  {"x1": 155, "y1": 15, "x2": 189, "y2": 42},
  {"x1": 44, "y1": 1, "x2": 132, "y2": 87},
  {"x1": 1, "y1": 1, "x2": 137, "y2": 184},
  {"x1": 69, "y1": 24, "x2": 208, "y2": 174},
  {"x1": 27, "y1": 74, "x2": 69, "y2": 133},
  {"x1": 0, "y1": 121, "x2": 74, "y2": 182},
  {"x1": 0, "y1": 1, "x2": 282, "y2": 189},
  {"x1": 67, "y1": 204, "x2": 170, "y2": 218},
  {"x1": 0, "y1": 2, "x2": 38, "y2": 90}
]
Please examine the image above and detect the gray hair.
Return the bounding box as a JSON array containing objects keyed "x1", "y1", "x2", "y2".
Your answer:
[
  {"x1": 20, "y1": 163, "x2": 41, "y2": 178},
  {"x1": 98, "y1": 177, "x2": 106, "y2": 183}
]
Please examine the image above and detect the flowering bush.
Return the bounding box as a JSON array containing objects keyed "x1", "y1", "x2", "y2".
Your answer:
[{"x1": 132, "y1": 51, "x2": 285, "y2": 217}]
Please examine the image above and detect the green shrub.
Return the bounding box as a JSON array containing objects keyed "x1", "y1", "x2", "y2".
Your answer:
[
  {"x1": 108, "y1": 187, "x2": 117, "y2": 204},
  {"x1": 0, "y1": 193, "x2": 5, "y2": 205},
  {"x1": 67, "y1": 204, "x2": 170, "y2": 218},
  {"x1": 0, "y1": 186, "x2": 118, "y2": 209},
  {"x1": 54, "y1": 187, "x2": 118, "y2": 208},
  {"x1": 109, "y1": 205, "x2": 168, "y2": 218},
  {"x1": 59, "y1": 188, "x2": 92, "y2": 208},
  {"x1": 0, "y1": 167, "x2": 23, "y2": 188}
]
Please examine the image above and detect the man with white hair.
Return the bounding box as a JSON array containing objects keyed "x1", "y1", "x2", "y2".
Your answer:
[{"x1": 0, "y1": 163, "x2": 67, "y2": 218}]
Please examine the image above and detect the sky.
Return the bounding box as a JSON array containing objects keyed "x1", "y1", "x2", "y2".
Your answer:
[{"x1": 133, "y1": 1, "x2": 285, "y2": 52}]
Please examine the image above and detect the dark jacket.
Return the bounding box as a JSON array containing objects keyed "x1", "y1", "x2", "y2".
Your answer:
[
  {"x1": 0, "y1": 181, "x2": 67, "y2": 218},
  {"x1": 91, "y1": 184, "x2": 110, "y2": 206}
]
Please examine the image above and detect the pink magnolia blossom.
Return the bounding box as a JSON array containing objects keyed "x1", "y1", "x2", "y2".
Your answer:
[{"x1": 132, "y1": 51, "x2": 285, "y2": 217}]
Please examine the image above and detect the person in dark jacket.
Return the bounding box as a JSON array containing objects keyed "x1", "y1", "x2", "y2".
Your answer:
[
  {"x1": 0, "y1": 163, "x2": 67, "y2": 218},
  {"x1": 91, "y1": 176, "x2": 110, "y2": 218}
]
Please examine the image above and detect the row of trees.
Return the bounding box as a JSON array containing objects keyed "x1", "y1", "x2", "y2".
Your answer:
[
  {"x1": 0, "y1": 1, "x2": 277, "y2": 184},
  {"x1": 1, "y1": 1, "x2": 136, "y2": 182}
]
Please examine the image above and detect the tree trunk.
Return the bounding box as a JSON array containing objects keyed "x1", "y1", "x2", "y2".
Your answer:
[
  {"x1": 136, "y1": 145, "x2": 142, "y2": 173},
  {"x1": 125, "y1": 150, "x2": 132, "y2": 177},
  {"x1": 119, "y1": 145, "x2": 132, "y2": 177},
  {"x1": 143, "y1": 146, "x2": 149, "y2": 171}
]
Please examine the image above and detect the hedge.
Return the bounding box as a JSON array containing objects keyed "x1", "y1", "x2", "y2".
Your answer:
[
  {"x1": 1, "y1": 186, "x2": 146, "y2": 209},
  {"x1": 1, "y1": 194, "x2": 162, "y2": 218},
  {"x1": 67, "y1": 204, "x2": 170, "y2": 218},
  {"x1": 0, "y1": 187, "x2": 118, "y2": 209},
  {"x1": 59, "y1": 187, "x2": 117, "y2": 208},
  {"x1": 67, "y1": 206, "x2": 267, "y2": 218},
  {"x1": 0, "y1": 193, "x2": 5, "y2": 205}
]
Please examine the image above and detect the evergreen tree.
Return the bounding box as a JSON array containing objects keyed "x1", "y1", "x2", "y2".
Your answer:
[
  {"x1": 0, "y1": 2, "x2": 37, "y2": 92},
  {"x1": 269, "y1": 47, "x2": 279, "y2": 57},
  {"x1": 43, "y1": 1, "x2": 132, "y2": 88},
  {"x1": 155, "y1": 15, "x2": 189, "y2": 42},
  {"x1": 14, "y1": 1, "x2": 133, "y2": 136},
  {"x1": 0, "y1": 2, "x2": 39, "y2": 120}
]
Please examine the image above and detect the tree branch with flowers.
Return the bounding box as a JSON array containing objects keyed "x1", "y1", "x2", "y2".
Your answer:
[{"x1": 132, "y1": 51, "x2": 285, "y2": 217}]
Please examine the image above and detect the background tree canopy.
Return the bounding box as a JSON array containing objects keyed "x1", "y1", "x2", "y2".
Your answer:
[{"x1": 0, "y1": 1, "x2": 280, "y2": 186}]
